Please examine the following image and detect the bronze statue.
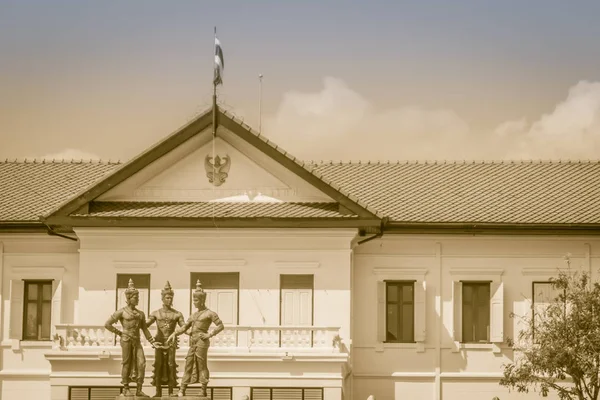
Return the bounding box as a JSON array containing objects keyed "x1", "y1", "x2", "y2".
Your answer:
[
  {"x1": 105, "y1": 279, "x2": 157, "y2": 397},
  {"x1": 146, "y1": 281, "x2": 185, "y2": 398},
  {"x1": 167, "y1": 280, "x2": 224, "y2": 398}
]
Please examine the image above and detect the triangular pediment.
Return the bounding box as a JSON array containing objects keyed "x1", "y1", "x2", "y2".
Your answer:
[
  {"x1": 98, "y1": 129, "x2": 333, "y2": 202},
  {"x1": 42, "y1": 108, "x2": 379, "y2": 226}
]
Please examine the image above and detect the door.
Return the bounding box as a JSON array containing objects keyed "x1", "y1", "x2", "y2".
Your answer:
[{"x1": 280, "y1": 275, "x2": 313, "y2": 347}]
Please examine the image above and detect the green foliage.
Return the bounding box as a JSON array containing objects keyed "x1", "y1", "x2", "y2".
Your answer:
[{"x1": 501, "y1": 264, "x2": 600, "y2": 400}]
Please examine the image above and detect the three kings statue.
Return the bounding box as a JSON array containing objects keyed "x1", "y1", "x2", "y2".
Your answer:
[{"x1": 105, "y1": 279, "x2": 224, "y2": 398}]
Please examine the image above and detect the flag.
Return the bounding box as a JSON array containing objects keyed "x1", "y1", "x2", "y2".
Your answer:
[{"x1": 214, "y1": 33, "x2": 224, "y2": 86}]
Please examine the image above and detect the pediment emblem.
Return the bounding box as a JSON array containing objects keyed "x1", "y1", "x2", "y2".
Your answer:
[{"x1": 204, "y1": 154, "x2": 231, "y2": 186}]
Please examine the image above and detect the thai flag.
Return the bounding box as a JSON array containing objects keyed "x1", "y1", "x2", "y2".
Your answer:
[{"x1": 214, "y1": 33, "x2": 224, "y2": 86}]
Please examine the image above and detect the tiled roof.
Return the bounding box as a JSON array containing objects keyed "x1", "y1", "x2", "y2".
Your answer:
[
  {"x1": 0, "y1": 160, "x2": 119, "y2": 222},
  {"x1": 73, "y1": 201, "x2": 354, "y2": 219},
  {"x1": 311, "y1": 160, "x2": 600, "y2": 224},
  {"x1": 3, "y1": 159, "x2": 600, "y2": 225}
]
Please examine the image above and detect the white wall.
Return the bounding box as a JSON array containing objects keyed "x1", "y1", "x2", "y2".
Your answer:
[
  {"x1": 352, "y1": 234, "x2": 598, "y2": 400},
  {"x1": 75, "y1": 228, "x2": 354, "y2": 344},
  {"x1": 0, "y1": 234, "x2": 80, "y2": 400}
]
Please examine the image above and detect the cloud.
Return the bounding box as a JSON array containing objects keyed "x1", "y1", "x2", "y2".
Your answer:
[
  {"x1": 38, "y1": 148, "x2": 102, "y2": 161},
  {"x1": 497, "y1": 81, "x2": 600, "y2": 159},
  {"x1": 263, "y1": 77, "x2": 600, "y2": 160}
]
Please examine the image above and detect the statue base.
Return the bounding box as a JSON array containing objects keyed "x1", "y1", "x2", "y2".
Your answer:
[{"x1": 115, "y1": 397, "x2": 209, "y2": 400}]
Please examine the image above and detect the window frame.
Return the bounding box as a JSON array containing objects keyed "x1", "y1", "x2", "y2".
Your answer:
[
  {"x1": 250, "y1": 387, "x2": 323, "y2": 400},
  {"x1": 22, "y1": 279, "x2": 53, "y2": 341},
  {"x1": 384, "y1": 280, "x2": 416, "y2": 343},
  {"x1": 279, "y1": 274, "x2": 315, "y2": 326},
  {"x1": 461, "y1": 280, "x2": 491, "y2": 344},
  {"x1": 532, "y1": 280, "x2": 563, "y2": 341}
]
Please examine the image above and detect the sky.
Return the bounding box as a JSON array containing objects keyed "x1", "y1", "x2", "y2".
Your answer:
[{"x1": 1, "y1": 0, "x2": 600, "y2": 161}]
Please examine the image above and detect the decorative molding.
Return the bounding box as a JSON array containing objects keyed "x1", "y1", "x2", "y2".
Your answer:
[
  {"x1": 449, "y1": 268, "x2": 504, "y2": 277},
  {"x1": 355, "y1": 372, "x2": 504, "y2": 380},
  {"x1": 372, "y1": 268, "x2": 428, "y2": 281},
  {"x1": 0, "y1": 369, "x2": 50, "y2": 378},
  {"x1": 113, "y1": 261, "x2": 157, "y2": 269},
  {"x1": 521, "y1": 267, "x2": 564, "y2": 276},
  {"x1": 274, "y1": 261, "x2": 321, "y2": 269},
  {"x1": 440, "y1": 372, "x2": 504, "y2": 379},
  {"x1": 373, "y1": 267, "x2": 428, "y2": 276},
  {"x1": 185, "y1": 259, "x2": 247, "y2": 268},
  {"x1": 9, "y1": 266, "x2": 65, "y2": 278}
]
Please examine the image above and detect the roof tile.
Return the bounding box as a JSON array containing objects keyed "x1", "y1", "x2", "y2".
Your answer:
[{"x1": 0, "y1": 160, "x2": 118, "y2": 222}]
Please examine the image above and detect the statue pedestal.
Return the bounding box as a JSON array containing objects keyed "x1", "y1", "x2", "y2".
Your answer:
[{"x1": 115, "y1": 397, "x2": 209, "y2": 400}]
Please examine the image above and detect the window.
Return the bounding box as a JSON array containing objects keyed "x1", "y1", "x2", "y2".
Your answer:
[
  {"x1": 69, "y1": 387, "x2": 232, "y2": 400},
  {"x1": 452, "y1": 279, "x2": 504, "y2": 345},
  {"x1": 280, "y1": 275, "x2": 314, "y2": 326},
  {"x1": 23, "y1": 280, "x2": 53, "y2": 340},
  {"x1": 385, "y1": 281, "x2": 414, "y2": 343},
  {"x1": 116, "y1": 274, "x2": 150, "y2": 315},
  {"x1": 190, "y1": 273, "x2": 239, "y2": 324},
  {"x1": 69, "y1": 387, "x2": 122, "y2": 400},
  {"x1": 376, "y1": 278, "x2": 426, "y2": 345},
  {"x1": 462, "y1": 282, "x2": 490, "y2": 343},
  {"x1": 532, "y1": 281, "x2": 562, "y2": 337},
  {"x1": 251, "y1": 387, "x2": 323, "y2": 400}
]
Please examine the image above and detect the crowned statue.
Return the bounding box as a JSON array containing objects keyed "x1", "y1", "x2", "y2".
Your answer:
[
  {"x1": 167, "y1": 280, "x2": 224, "y2": 398},
  {"x1": 105, "y1": 279, "x2": 157, "y2": 397},
  {"x1": 146, "y1": 281, "x2": 185, "y2": 398}
]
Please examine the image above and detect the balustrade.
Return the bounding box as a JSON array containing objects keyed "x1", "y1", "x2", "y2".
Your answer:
[{"x1": 53, "y1": 324, "x2": 341, "y2": 352}]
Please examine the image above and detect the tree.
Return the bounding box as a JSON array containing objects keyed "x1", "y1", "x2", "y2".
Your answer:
[{"x1": 501, "y1": 261, "x2": 600, "y2": 400}]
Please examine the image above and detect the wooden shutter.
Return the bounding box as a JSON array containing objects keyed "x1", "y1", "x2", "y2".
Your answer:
[
  {"x1": 414, "y1": 281, "x2": 426, "y2": 342},
  {"x1": 280, "y1": 275, "x2": 313, "y2": 327},
  {"x1": 206, "y1": 289, "x2": 238, "y2": 325},
  {"x1": 211, "y1": 387, "x2": 232, "y2": 400},
  {"x1": 281, "y1": 289, "x2": 312, "y2": 326},
  {"x1": 90, "y1": 387, "x2": 121, "y2": 400},
  {"x1": 251, "y1": 388, "x2": 271, "y2": 400},
  {"x1": 452, "y1": 281, "x2": 462, "y2": 342},
  {"x1": 9, "y1": 279, "x2": 24, "y2": 340},
  {"x1": 272, "y1": 388, "x2": 302, "y2": 400},
  {"x1": 51, "y1": 280, "x2": 62, "y2": 335},
  {"x1": 490, "y1": 282, "x2": 504, "y2": 343},
  {"x1": 376, "y1": 281, "x2": 386, "y2": 342}
]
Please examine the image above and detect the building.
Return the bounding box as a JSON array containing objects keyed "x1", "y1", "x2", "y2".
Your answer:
[{"x1": 1, "y1": 106, "x2": 599, "y2": 400}]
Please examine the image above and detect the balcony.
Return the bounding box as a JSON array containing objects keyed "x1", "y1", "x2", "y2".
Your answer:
[{"x1": 53, "y1": 324, "x2": 343, "y2": 354}]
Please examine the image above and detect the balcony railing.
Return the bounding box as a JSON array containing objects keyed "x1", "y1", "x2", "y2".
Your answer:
[{"x1": 53, "y1": 324, "x2": 342, "y2": 352}]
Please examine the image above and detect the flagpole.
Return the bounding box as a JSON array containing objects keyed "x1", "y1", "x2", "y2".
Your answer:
[
  {"x1": 258, "y1": 74, "x2": 263, "y2": 134},
  {"x1": 212, "y1": 26, "x2": 218, "y2": 138}
]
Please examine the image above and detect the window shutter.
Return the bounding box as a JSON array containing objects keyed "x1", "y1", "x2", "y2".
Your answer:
[
  {"x1": 51, "y1": 280, "x2": 62, "y2": 336},
  {"x1": 452, "y1": 281, "x2": 462, "y2": 342},
  {"x1": 490, "y1": 282, "x2": 504, "y2": 343},
  {"x1": 377, "y1": 281, "x2": 386, "y2": 342},
  {"x1": 9, "y1": 279, "x2": 24, "y2": 340},
  {"x1": 414, "y1": 281, "x2": 426, "y2": 342}
]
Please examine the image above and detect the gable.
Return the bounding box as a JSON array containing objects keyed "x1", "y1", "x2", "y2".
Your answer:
[
  {"x1": 41, "y1": 107, "x2": 379, "y2": 228},
  {"x1": 98, "y1": 127, "x2": 334, "y2": 203}
]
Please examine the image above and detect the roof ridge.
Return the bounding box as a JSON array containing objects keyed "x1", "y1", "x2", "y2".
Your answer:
[
  {"x1": 0, "y1": 158, "x2": 122, "y2": 165},
  {"x1": 308, "y1": 159, "x2": 600, "y2": 165}
]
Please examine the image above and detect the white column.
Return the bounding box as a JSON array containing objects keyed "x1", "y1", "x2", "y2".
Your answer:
[{"x1": 324, "y1": 387, "x2": 342, "y2": 400}]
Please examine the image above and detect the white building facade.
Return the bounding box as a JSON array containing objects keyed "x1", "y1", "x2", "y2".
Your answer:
[{"x1": 1, "y1": 107, "x2": 599, "y2": 400}]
